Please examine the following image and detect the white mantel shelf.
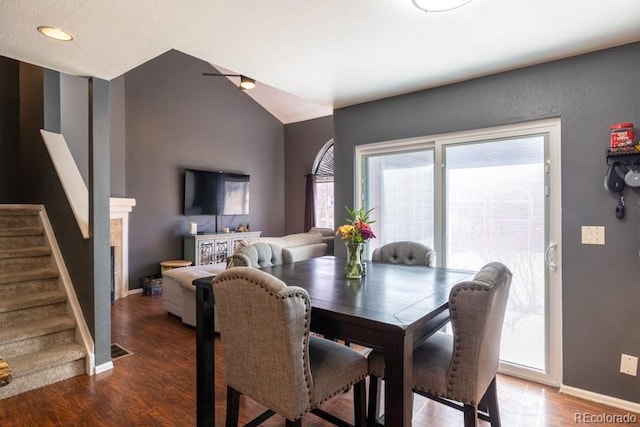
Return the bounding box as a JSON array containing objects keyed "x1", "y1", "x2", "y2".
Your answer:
[{"x1": 110, "y1": 197, "x2": 136, "y2": 213}]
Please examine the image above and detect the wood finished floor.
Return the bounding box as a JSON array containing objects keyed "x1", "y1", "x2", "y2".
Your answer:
[{"x1": 0, "y1": 293, "x2": 636, "y2": 426}]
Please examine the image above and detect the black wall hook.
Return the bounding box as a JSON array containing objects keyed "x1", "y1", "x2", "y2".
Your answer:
[{"x1": 616, "y1": 194, "x2": 625, "y2": 220}]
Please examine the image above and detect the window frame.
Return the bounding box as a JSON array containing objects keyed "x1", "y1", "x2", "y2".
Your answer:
[{"x1": 312, "y1": 140, "x2": 335, "y2": 228}]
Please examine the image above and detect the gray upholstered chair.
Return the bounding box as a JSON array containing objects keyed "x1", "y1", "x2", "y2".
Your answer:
[
  {"x1": 371, "y1": 241, "x2": 436, "y2": 267},
  {"x1": 213, "y1": 267, "x2": 368, "y2": 427},
  {"x1": 227, "y1": 241, "x2": 283, "y2": 268},
  {"x1": 367, "y1": 262, "x2": 512, "y2": 427}
]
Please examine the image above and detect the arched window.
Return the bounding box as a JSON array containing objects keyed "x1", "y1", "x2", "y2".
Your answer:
[{"x1": 312, "y1": 140, "x2": 334, "y2": 229}]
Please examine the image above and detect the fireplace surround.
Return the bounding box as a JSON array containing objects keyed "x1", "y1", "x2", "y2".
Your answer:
[{"x1": 109, "y1": 198, "x2": 136, "y2": 300}]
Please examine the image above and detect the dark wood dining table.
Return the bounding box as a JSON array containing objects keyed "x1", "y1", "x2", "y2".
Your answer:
[{"x1": 194, "y1": 256, "x2": 473, "y2": 427}]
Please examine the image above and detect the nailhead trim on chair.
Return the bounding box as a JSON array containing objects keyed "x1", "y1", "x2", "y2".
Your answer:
[
  {"x1": 301, "y1": 299, "x2": 312, "y2": 419},
  {"x1": 411, "y1": 283, "x2": 492, "y2": 404},
  {"x1": 443, "y1": 283, "x2": 491, "y2": 405},
  {"x1": 372, "y1": 282, "x2": 492, "y2": 405},
  {"x1": 215, "y1": 270, "x2": 314, "y2": 420}
]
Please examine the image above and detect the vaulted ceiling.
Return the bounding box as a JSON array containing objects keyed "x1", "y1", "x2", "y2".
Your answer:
[{"x1": 2, "y1": 1, "x2": 639, "y2": 123}]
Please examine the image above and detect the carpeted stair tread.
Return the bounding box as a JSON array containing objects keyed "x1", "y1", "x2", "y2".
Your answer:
[
  {"x1": 0, "y1": 227, "x2": 44, "y2": 238},
  {"x1": 0, "y1": 267, "x2": 58, "y2": 285},
  {"x1": 0, "y1": 246, "x2": 51, "y2": 260},
  {"x1": 0, "y1": 315, "x2": 75, "y2": 344},
  {"x1": 0, "y1": 290, "x2": 66, "y2": 314},
  {"x1": 0, "y1": 208, "x2": 39, "y2": 217},
  {"x1": 4, "y1": 343, "x2": 86, "y2": 379}
]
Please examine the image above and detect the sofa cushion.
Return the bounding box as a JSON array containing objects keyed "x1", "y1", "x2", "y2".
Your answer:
[
  {"x1": 282, "y1": 243, "x2": 327, "y2": 263},
  {"x1": 309, "y1": 227, "x2": 334, "y2": 237},
  {"x1": 163, "y1": 263, "x2": 226, "y2": 289},
  {"x1": 259, "y1": 232, "x2": 323, "y2": 248}
]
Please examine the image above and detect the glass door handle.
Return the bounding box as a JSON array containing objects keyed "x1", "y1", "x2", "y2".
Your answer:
[{"x1": 545, "y1": 243, "x2": 557, "y2": 269}]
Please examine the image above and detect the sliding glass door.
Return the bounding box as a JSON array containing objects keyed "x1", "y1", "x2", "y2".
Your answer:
[
  {"x1": 357, "y1": 120, "x2": 561, "y2": 385},
  {"x1": 444, "y1": 135, "x2": 547, "y2": 372}
]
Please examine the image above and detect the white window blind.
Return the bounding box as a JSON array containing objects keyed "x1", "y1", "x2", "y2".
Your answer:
[{"x1": 365, "y1": 150, "x2": 434, "y2": 254}]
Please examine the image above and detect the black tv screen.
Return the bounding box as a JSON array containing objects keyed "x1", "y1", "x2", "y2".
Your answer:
[{"x1": 183, "y1": 169, "x2": 250, "y2": 216}]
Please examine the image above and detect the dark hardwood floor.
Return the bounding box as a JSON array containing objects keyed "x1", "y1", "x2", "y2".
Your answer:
[{"x1": 0, "y1": 293, "x2": 636, "y2": 426}]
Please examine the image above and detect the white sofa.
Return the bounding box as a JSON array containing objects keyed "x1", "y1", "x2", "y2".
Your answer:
[
  {"x1": 309, "y1": 227, "x2": 335, "y2": 255},
  {"x1": 162, "y1": 231, "x2": 328, "y2": 329},
  {"x1": 162, "y1": 264, "x2": 226, "y2": 329},
  {"x1": 258, "y1": 232, "x2": 328, "y2": 262}
]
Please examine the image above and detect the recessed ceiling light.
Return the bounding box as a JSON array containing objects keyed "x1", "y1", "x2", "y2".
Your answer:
[{"x1": 37, "y1": 26, "x2": 74, "y2": 41}]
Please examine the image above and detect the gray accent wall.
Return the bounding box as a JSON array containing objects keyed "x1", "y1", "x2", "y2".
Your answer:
[
  {"x1": 124, "y1": 50, "x2": 285, "y2": 284},
  {"x1": 60, "y1": 74, "x2": 89, "y2": 185},
  {"x1": 110, "y1": 75, "x2": 126, "y2": 197},
  {"x1": 89, "y1": 78, "x2": 112, "y2": 366},
  {"x1": 284, "y1": 115, "x2": 333, "y2": 234},
  {"x1": 0, "y1": 57, "x2": 19, "y2": 202},
  {"x1": 333, "y1": 42, "x2": 640, "y2": 402}
]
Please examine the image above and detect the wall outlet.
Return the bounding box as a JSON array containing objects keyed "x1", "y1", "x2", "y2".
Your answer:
[
  {"x1": 581, "y1": 226, "x2": 605, "y2": 245},
  {"x1": 620, "y1": 354, "x2": 638, "y2": 376}
]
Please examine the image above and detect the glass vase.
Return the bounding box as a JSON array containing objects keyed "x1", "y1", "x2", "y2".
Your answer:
[
  {"x1": 345, "y1": 242, "x2": 363, "y2": 279},
  {"x1": 359, "y1": 243, "x2": 367, "y2": 276}
]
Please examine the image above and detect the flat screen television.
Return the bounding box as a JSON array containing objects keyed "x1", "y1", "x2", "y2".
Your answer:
[{"x1": 183, "y1": 169, "x2": 250, "y2": 216}]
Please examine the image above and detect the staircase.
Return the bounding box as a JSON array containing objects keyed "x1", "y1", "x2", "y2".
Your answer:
[{"x1": 0, "y1": 206, "x2": 87, "y2": 400}]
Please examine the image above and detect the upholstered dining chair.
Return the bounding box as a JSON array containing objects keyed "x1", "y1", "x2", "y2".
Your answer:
[
  {"x1": 367, "y1": 262, "x2": 512, "y2": 427},
  {"x1": 213, "y1": 267, "x2": 368, "y2": 427},
  {"x1": 371, "y1": 241, "x2": 436, "y2": 267},
  {"x1": 227, "y1": 241, "x2": 283, "y2": 268}
]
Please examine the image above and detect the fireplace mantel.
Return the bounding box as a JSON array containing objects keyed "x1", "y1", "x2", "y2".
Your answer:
[{"x1": 110, "y1": 197, "x2": 136, "y2": 300}]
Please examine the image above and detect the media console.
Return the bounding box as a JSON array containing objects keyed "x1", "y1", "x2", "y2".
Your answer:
[{"x1": 183, "y1": 231, "x2": 261, "y2": 266}]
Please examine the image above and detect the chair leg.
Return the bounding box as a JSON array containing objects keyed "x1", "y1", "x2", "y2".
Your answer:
[
  {"x1": 485, "y1": 377, "x2": 501, "y2": 427},
  {"x1": 463, "y1": 404, "x2": 477, "y2": 427},
  {"x1": 367, "y1": 376, "x2": 379, "y2": 427},
  {"x1": 353, "y1": 379, "x2": 367, "y2": 427},
  {"x1": 478, "y1": 392, "x2": 488, "y2": 413},
  {"x1": 226, "y1": 386, "x2": 240, "y2": 427}
]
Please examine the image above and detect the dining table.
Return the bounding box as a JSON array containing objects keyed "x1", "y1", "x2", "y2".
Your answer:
[{"x1": 194, "y1": 256, "x2": 474, "y2": 426}]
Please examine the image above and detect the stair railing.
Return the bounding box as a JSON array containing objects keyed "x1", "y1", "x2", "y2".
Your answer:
[{"x1": 38, "y1": 205, "x2": 95, "y2": 374}]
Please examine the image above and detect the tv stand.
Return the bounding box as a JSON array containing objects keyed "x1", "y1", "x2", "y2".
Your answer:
[{"x1": 184, "y1": 231, "x2": 261, "y2": 266}]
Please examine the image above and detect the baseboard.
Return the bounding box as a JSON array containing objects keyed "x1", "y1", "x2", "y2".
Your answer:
[
  {"x1": 560, "y1": 384, "x2": 640, "y2": 414},
  {"x1": 38, "y1": 205, "x2": 96, "y2": 376},
  {"x1": 124, "y1": 288, "x2": 143, "y2": 297},
  {"x1": 93, "y1": 361, "x2": 114, "y2": 375}
]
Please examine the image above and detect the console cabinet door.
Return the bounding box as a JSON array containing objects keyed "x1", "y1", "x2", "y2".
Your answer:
[
  {"x1": 212, "y1": 239, "x2": 229, "y2": 264},
  {"x1": 197, "y1": 239, "x2": 215, "y2": 265},
  {"x1": 184, "y1": 232, "x2": 262, "y2": 266}
]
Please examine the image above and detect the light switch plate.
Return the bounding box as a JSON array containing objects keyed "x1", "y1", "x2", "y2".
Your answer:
[
  {"x1": 620, "y1": 354, "x2": 638, "y2": 376},
  {"x1": 581, "y1": 226, "x2": 605, "y2": 245}
]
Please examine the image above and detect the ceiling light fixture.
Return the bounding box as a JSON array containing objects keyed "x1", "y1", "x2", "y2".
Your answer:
[
  {"x1": 37, "y1": 26, "x2": 74, "y2": 41},
  {"x1": 239, "y1": 76, "x2": 256, "y2": 90},
  {"x1": 412, "y1": 0, "x2": 472, "y2": 12},
  {"x1": 202, "y1": 73, "x2": 256, "y2": 90}
]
